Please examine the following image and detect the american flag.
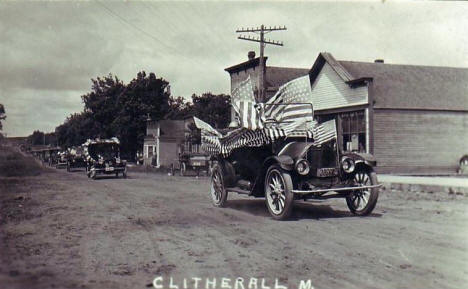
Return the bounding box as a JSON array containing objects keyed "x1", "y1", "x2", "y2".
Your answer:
[
  {"x1": 231, "y1": 76, "x2": 263, "y2": 130},
  {"x1": 313, "y1": 119, "x2": 337, "y2": 145},
  {"x1": 263, "y1": 75, "x2": 314, "y2": 135}
]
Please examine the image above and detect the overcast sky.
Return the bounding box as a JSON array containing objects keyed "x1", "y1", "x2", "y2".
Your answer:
[{"x1": 1, "y1": 0, "x2": 467, "y2": 137}]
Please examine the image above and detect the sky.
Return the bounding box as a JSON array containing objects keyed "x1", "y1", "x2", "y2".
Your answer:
[{"x1": 1, "y1": 0, "x2": 468, "y2": 137}]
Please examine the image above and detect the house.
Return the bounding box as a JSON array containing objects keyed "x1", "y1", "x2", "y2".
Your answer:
[
  {"x1": 143, "y1": 118, "x2": 203, "y2": 168},
  {"x1": 143, "y1": 119, "x2": 185, "y2": 167},
  {"x1": 225, "y1": 52, "x2": 468, "y2": 174}
]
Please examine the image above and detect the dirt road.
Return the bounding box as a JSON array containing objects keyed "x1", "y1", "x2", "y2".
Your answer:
[{"x1": 1, "y1": 168, "x2": 467, "y2": 289}]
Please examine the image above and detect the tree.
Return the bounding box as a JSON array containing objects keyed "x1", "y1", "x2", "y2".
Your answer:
[
  {"x1": 191, "y1": 93, "x2": 231, "y2": 128},
  {"x1": 28, "y1": 130, "x2": 45, "y2": 145},
  {"x1": 0, "y1": 104, "x2": 5, "y2": 132},
  {"x1": 55, "y1": 112, "x2": 98, "y2": 148},
  {"x1": 166, "y1": 96, "x2": 193, "y2": 120},
  {"x1": 111, "y1": 71, "x2": 171, "y2": 157}
]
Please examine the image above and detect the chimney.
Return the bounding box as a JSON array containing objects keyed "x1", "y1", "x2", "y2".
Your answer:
[
  {"x1": 374, "y1": 59, "x2": 384, "y2": 63},
  {"x1": 248, "y1": 51, "x2": 256, "y2": 60}
]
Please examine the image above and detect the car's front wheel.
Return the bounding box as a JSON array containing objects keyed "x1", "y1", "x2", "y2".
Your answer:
[
  {"x1": 264, "y1": 165, "x2": 294, "y2": 220},
  {"x1": 346, "y1": 169, "x2": 379, "y2": 216},
  {"x1": 179, "y1": 162, "x2": 186, "y2": 176},
  {"x1": 210, "y1": 163, "x2": 228, "y2": 207}
]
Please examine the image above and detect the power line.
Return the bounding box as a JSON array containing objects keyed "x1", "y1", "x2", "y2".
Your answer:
[{"x1": 95, "y1": 1, "x2": 175, "y2": 51}]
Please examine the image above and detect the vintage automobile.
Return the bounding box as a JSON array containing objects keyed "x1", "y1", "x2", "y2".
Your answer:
[
  {"x1": 46, "y1": 148, "x2": 61, "y2": 167},
  {"x1": 178, "y1": 152, "x2": 211, "y2": 177},
  {"x1": 55, "y1": 151, "x2": 68, "y2": 169},
  {"x1": 207, "y1": 114, "x2": 381, "y2": 220},
  {"x1": 66, "y1": 146, "x2": 86, "y2": 172},
  {"x1": 83, "y1": 138, "x2": 127, "y2": 180}
]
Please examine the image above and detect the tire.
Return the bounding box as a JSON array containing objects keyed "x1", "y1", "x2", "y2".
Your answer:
[
  {"x1": 346, "y1": 170, "x2": 379, "y2": 216},
  {"x1": 210, "y1": 163, "x2": 228, "y2": 207},
  {"x1": 179, "y1": 162, "x2": 186, "y2": 176},
  {"x1": 264, "y1": 164, "x2": 294, "y2": 220}
]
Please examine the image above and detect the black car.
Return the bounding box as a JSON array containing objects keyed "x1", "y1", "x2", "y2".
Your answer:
[
  {"x1": 66, "y1": 146, "x2": 86, "y2": 172},
  {"x1": 83, "y1": 138, "x2": 127, "y2": 180},
  {"x1": 208, "y1": 120, "x2": 381, "y2": 220}
]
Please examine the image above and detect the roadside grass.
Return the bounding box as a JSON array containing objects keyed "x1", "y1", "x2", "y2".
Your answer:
[{"x1": 0, "y1": 146, "x2": 44, "y2": 177}]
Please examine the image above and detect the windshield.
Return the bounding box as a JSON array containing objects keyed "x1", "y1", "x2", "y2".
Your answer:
[{"x1": 89, "y1": 143, "x2": 120, "y2": 160}]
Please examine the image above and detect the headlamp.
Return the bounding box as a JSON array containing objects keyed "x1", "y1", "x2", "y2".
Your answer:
[
  {"x1": 295, "y1": 159, "x2": 310, "y2": 175},
  {"x1": 341, "y1": 157, "x2": 355, "y2": 173}
]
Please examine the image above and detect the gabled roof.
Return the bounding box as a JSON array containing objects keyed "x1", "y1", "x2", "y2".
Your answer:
[
  {"x1": 309, "y1": 52, "x2": 468, "y2": 111},
  {"x1": 309, "y1": 52, "x2": 354, "y2": 84}
]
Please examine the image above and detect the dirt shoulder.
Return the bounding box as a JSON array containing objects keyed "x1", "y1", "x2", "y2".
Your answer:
[{"x1": 0, "y1": 160, "x2": 467, "y2": 289}]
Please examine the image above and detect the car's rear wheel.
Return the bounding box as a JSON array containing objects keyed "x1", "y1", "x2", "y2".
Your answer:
[
  {"x1": 346, "y1": 169, "x2": 379, "y2": 216},
  {"x1": 264, "y1": 165, "x2": 294, "y2": 220},
  {"x1": 90, "y1": 169, "x2": 97, "y2": 180},
  {"x1": 210, "y1": 163, "x2": 228, "y2": 207}
]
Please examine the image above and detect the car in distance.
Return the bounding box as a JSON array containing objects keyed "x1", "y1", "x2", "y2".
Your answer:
[{"x1": 83, "y1": 138, "x2": 127, "y2": 180}]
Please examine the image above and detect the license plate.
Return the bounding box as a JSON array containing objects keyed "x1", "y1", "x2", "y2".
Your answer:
[
  {"x1": 317, "y1": 168, "x2": 338, "y2": 177},
  {"x1": 105, "y1": 167, "x2": 114, "y2": 172}
]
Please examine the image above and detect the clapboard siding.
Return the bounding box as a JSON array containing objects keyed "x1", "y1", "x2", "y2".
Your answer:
[
  {"x1": 373, "y1": 109, "x2": 468, "y2": 174},
  {"x1": 311, "y1": 63, "x2": 368, "y2": 111}
]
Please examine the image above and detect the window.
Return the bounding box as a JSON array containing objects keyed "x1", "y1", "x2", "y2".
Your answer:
[
  {"x1": 147, "y1": 145, "x2": 154, "y2": 157},
  {"x1": 340, "y1": 111, "x2": 366, "y2": 153}
]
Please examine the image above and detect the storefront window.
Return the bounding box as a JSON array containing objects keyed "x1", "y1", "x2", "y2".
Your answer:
[{"x1": 340, "y1": 111, "x2": 366, "y2": 153}]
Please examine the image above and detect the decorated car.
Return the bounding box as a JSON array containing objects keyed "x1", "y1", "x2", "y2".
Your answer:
[
  {"x1": 66, "y1": 146, "x2": 86, "y2": 172},
  {"x1": 55, "y1": 151, "x2": 68, "y2": 169},
  {"x1": 195, "y1": 76, "x2": 381, "y2": 220},
  {"x1": 83, "y1": 137, "x2": 127, "y2": 179}
]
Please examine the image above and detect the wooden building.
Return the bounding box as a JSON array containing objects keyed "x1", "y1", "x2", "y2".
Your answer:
[
  {"x1": 225, "y1": 52, "x2": 468, "y2": 174},
  {"x1": 143, "y1": 119, "x2": 203, "y2": 168},
  {"x1": 143, "y1": 119, "x2": 186, "y2": 167}
]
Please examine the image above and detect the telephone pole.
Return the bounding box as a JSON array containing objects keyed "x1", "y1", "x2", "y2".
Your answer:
[{"x1": 236, "y1": 25, "x2": 286, "y2": 102}]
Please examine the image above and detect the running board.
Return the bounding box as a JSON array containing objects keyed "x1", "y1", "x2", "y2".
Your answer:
[
  {"x1": 226, "y1": 187, "x2": 251, "y2": 195},
  {"x1": 292, "y1": 184, "x2": 382, "y2": 194}
]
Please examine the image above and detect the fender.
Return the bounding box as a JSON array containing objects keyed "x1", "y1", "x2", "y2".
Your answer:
[
  {"x1": 343, "y1": 152, "x2": 377, "y2": 167},
  {"x1": 263, "y1": 155, "x2": 294, "y2": 171}
]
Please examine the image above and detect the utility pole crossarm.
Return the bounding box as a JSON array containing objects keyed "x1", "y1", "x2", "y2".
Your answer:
[
  {"x1": 235, "y1": 24, "x2": 286, "y2": 103},
  {"x1": 236, "y1": 26, "x2": 287, "y2": 33},
  {"x1": 237, "y1": 36, "x2": 283, "y2": 46}
]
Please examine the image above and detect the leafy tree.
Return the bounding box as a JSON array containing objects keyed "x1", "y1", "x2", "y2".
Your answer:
[
  {"x1": 166, "y1": 96, "x2": 193, "y2": 120},
  {"x1": 81, "y1": 74, "x2": 125, "y2": 138},
  {"x1": 0, "y1": 104, "x2": 5, "y2": 141},
  {"x1": 111, "y1": 71, "x2": 171, "y2": 157},
  {"x1": 191, "y1": 93, "x2": 231, "y2": 128},
  {"x1": 27, "y1": 130, "x2": 57, "y2": 146},
  {"x1": 28, "y1": 130, "x2": 45, "y2": 145},
  {"x1": 0, "y1": 104, "x2": 5, "y2": 132},
  {"x1": 55, "y1": 112, "x2": 98, "y2": 147}
]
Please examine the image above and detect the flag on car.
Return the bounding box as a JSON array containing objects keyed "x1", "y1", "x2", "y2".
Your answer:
[
  {"x1": 312, "y1": 119, "x2": 337, "y2": 145},
  {"x1": 231, "y1": 76, "x2": 264, "y2": 130},
  {"x1": 263, "y1": 75, "x2": 314, "y2": 136}
]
